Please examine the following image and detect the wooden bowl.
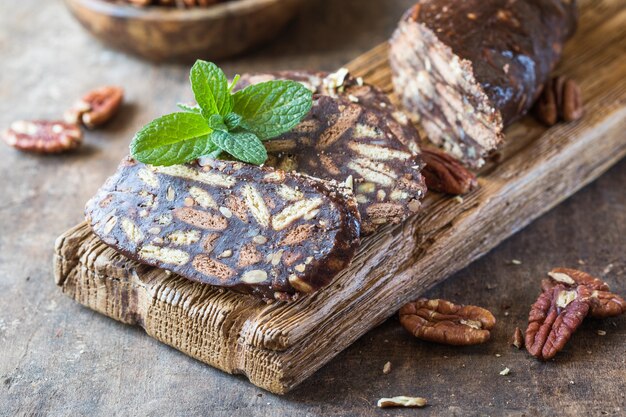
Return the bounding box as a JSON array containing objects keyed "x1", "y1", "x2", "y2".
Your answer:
[{"x1": 64, "y1": 0, "x2": 303, "y2": 61}]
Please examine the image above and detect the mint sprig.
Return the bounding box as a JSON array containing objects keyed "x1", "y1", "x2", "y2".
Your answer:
[{"x1": 130, "y1": 60, "x2": 312, "y2": 166}]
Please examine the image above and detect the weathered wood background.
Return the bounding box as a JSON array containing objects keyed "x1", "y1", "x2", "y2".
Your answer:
[{"x1": 1, "y1": 0, "x2": 625, "y2": 415}]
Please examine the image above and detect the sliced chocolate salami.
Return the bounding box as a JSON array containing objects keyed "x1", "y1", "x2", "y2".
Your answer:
[
  {"x1": 85, "y1": 158, "x2": 361, "y2": 302},
  {"x1": 390, "y1": 0, "x2": 578, "y2": 168},
  {"x1": 237, "y1": 70, "x2": 427, "y2": 235}
]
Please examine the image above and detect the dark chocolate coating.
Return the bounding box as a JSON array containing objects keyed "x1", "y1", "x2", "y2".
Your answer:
[
  {"x1": 86, "y1": 158, "x2": 361, "y2": 302},
  {"x1": 408, "y1": 0, "x2": 577, "y2": 126},
  {"x1": 238, "y1": 71, "x2": 427, "y2": 235}
]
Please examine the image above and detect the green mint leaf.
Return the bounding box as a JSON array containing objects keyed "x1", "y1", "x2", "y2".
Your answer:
[
  {"x1": 130, "y1": 112, "x2": 216, "y2": 166},
  {"x1": 190, "y1": 60, "x2": 232, "y2": 119},
  {"x1": 211, "y1": 130, "x2": 267, "y2": 165},
  {"x1": 224, "y1": 113, "x2": 242, "y2": 130},
  {"x1": 207, "y1": 114, "x2": 226, "y2": 131},
  {"x1": 177, "y1": 103, "x2": 201, "y2": 114},
  {"x1": 232, "y1": 80, "x2": 313, "y2": 140}
]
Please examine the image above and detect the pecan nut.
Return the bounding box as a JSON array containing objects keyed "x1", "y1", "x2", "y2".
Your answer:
[
  {"x1": 420, "y1": 147, "x2": 478, "y2": 195},
  {"x1": 2, "y1": 120, "x2": 82, "y2": 153},
  {"x1": 525, "y1": 283, "x2": 590, "y2": 360},
  {"x1": 399, "y1": 298, "x2": 496, "y2": 345},
  {"x1": 533, "y1": 76, "x2": 584, "y2": 126},
  {"x1": 65, "y1": 86, "x2": 124, "y2": 129},
  {"x1": 525, "y1": 268, "x2": 625, "y2": 360},
  {"x1": 544, "y1": 268, "x2": 626, "y2": 319}
]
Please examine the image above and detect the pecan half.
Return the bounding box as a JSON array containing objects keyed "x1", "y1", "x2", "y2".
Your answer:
[
  {"x1": 533, "y1": 76, "x2": 584, "y2": 126},
  {"x1": 399, "y1": 298, "x2": 496, "y2": 345},
  {"x1": 525, "y1": 283, "x2": 591, "y2": 360},
  {"x1": 65, "y1": 86, "x2": 124, "y2": 129},
  {"x1": 420, "y1": 147, "x2": 478, "y2": 195},
  {"x1": 526, "y1": 268, "x2": 625, "y2": 360},
  {"x1": 2, "y1": 120, "x2": 82, "y2": 153},
  {"x1": 544, "y1": 268, "x2": 626, "y2": 319}
]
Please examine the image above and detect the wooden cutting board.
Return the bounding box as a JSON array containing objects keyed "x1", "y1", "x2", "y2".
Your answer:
[{"x1": 53, "y1": 0, "x2": 626, "y2": 395}]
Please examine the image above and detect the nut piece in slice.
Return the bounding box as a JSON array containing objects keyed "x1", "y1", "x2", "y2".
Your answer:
[
  {"x1": 399, "y1": 298, "x2": 496, "y2": 345},
  {"x1": 2, "y1": 120, "x2": 82, "y2": 153},
  {"x1": 85, "y1": 157, "x2": 361, "y2": 302},
  {"x1": 237, "y1": 70, "x2": 427, "y2": 235},
  {"x1": 389, "y1": 0, "x2": 578, "y2": 168},
  {"x1": 65, "y1": 86, "x2": 124, "y2": 129}
]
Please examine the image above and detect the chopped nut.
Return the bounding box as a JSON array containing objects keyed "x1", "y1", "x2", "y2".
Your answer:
[
  {"x1": 511, "y1": 327, "x2": 524, "y2": 349},
  {"x1": 253, "y1": 235, "x2": 268, "y2": 245},
  {"x1": 241, "y1": 269, "x2": 268, "y2": 284},
  {"x1": 217, "y1": 249, "x2": 233, "y2": 259},
  {"x1": 382, "y1": 361, "x2": 392, "y2": 375},
  {"x1": 219, "y1": 206, "x2": 233, "y2": 218},
  {"x1": 499, "y1": 367, "x2": 510, "y2": 376},
  {"x1": 597, "y1": 330, "x2": 606, "y2": 336},
  {"x1": 166, "y1": 186, "x2": 176, "y2": 201},
  {"x1": 377, "y1": 396, "x2": 427, "y2": 408}
]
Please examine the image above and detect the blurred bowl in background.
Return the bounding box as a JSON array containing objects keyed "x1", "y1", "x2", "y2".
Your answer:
[{"x1": 64, "y1": 0, "x2": 303, "y2": 62}]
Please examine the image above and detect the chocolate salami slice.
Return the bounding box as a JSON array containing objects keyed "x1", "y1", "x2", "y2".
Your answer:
[
  {"x1": 390, "y1": 0, "x2": 578, "y2": 168},
  {"x1": 85, "y1": 158, "x2": 361, "y2": 302},
  {"x1": 236, "y1": 70, "x2": 427, "y2": 235}
]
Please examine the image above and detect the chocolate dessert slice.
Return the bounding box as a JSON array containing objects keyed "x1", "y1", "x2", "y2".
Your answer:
[
  {"x1": 389, "y1": 0, "x2": 578, "y2": 167},
  {"x1": 86, "y1": 157, "x2": 361, "y2": 302}
]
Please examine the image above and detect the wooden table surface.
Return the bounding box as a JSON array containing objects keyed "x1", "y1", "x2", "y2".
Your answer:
[{"x1": 1, "y1": 1, "x2": 624, "y2": 416}]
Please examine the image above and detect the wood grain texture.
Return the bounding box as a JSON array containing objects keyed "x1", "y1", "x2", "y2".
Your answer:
[{"x1": 53, "y1": 0, "x2": 626, "y2": 394}]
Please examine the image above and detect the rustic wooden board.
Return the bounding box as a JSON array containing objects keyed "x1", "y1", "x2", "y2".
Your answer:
[{"x1": 53, "y1": 1, "x2": 626, "y2": 395}]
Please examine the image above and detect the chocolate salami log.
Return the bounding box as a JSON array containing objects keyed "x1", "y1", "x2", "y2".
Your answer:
[
  {"x1": 390, "y1": 0, "x2": 578, "y2": 168},
  {"x1": 236, "y1": 70, "x2": 427, "y2": 235},
  {"x1": 86, "y1": 158, "x2": 361, "y2": 302}
]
